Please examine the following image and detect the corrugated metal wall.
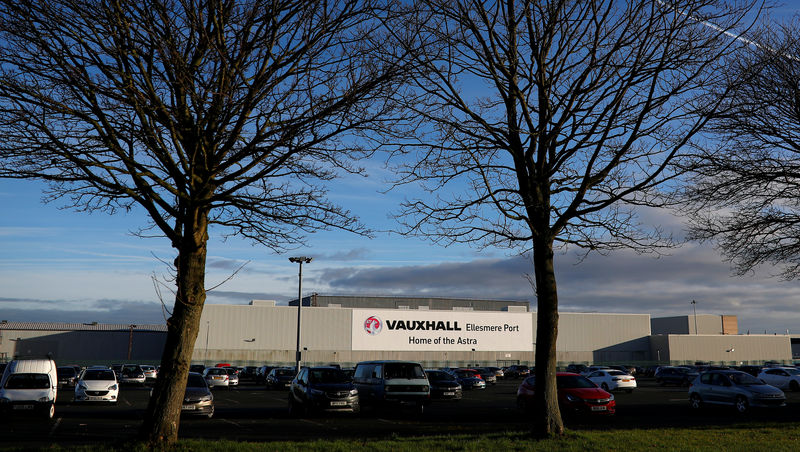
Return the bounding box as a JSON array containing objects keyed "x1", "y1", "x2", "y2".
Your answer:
[{"x1": 665, "y1": 335, "x2": 791, "y2": 364}]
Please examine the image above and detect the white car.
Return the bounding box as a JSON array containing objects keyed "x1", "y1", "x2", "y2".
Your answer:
[
  {"x1": 587, "y1": 369, "x2": 637, "y2": 393},
  {"x1": 202, "y1": 367, "x2": 230, "y2": 389},
  {"x1": 140, "y1": 365, "x2": 157, "y2": 382},
  {"x1": 757, "y1": 367, "x2": 800, "y2": 391},
  {"x1": 74, "y1": 368, "x2": 119, "y2": 403}
]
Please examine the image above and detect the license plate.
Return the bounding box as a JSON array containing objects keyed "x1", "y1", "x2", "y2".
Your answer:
[
  {"x1": 13, "y1": 405, "x2": 34, "y2": 410},
  {"x1": 622, "y1": 379, "x2": 630, "y2": 382},
  {"x1": 182, "y1": 405, "x2": 195, "y2": 410},
  {"x1": 444, "y1": 392, "x2": 455, "y2": 396},
  {"x1": 213, "y1": 376, "x2": 222, "y2": 380},
  {"x1": 330, "y1": 401, "x2": 347, "y2": 407},
  {"x1": 591, "y1": 405, "x2": 607, "y2": 411}
]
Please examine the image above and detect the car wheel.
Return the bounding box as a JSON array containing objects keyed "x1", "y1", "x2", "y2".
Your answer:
[
  {"x1": 689, "y1": 393, "x2": 703, "y2": 410},
  {"x1": 735, "y1": 396, "x2": 749, "y2": 414},
  {"x1": 790, "y1": 380, "x2": 800, "y2": 392},
  {"x1": 601, "y1": 383, "x2": 609, "y2": 391}
]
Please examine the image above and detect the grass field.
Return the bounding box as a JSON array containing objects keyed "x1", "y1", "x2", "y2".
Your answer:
[{"x1": 20, "y1": 423, "x2": 800, "y2": 452}]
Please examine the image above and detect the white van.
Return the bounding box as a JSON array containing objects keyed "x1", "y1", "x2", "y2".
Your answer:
[
  {"x1": 352, "y1": 360, "x2": 430, "y2": 414},
  {"x1": 0, "y1": 358, "x2": 58, "y2": 419}
]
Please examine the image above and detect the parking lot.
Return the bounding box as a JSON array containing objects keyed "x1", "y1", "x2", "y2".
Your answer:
[{"x1": 3, "y1": 377, "x2": 800, "y2": 448}]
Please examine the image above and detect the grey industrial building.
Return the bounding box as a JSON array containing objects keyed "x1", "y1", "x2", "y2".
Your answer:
[{"x1": 1, "y1": 296, "x2": 797, "y2": 367}]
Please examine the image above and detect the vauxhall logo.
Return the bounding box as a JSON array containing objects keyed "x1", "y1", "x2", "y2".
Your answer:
[{"x1": 364, "y1": 315, "x2": 462, "y2": 334}]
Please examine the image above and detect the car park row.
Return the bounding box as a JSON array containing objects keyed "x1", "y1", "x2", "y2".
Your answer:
[{"x1": 3, "y1": 358, "x2": 800, "y2": 421}]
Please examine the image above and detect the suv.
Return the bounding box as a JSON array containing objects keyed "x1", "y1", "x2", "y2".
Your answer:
[
  {"x1": 288, "y1": 366, "x2": 359, "y2": 416},
  {"x1": 353, "y1": 360, "x2": 430, "y2": 414}
]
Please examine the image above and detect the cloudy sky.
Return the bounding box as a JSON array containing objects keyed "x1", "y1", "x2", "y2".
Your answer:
[
  {"x1": 2, "y1": 170, "x2": 799, "y2": 336},
  {"x1": 2, "y1": 4, "x2": 800, "y2": 336}
]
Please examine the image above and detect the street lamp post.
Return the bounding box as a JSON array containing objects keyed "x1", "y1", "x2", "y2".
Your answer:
[
  {"x1": 691, "y1": 300, "x2": 698, "y2": 335},
  {"x1": 290, "y1": 256, "x2": 312, "y2": 374}
]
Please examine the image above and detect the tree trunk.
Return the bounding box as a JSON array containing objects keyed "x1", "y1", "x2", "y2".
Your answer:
[
  {"x1": 139, "y1": 208, "x2": 209, "y2": 446},
  {"x1": 531, "y1": 234, "x2": 564, "y2": 437}
]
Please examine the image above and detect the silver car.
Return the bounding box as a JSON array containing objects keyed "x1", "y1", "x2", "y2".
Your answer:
[
  {"x1": 689, "y1": 370, "x2": 785, "y2": 413},
  {"x1": 202, "y1": 367, "x2": 230, "y2": 389}
]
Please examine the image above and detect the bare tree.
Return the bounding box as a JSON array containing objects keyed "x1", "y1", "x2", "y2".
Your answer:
[
  {"x1": 682, "y1": 18, "x2": 800, "y2": 279},
  {"x1": 0, "y1": 0, "x2": 405, "y2": 445},
  {"x1": 384, "y1": 0, "x2": 758, "y2": 437}
]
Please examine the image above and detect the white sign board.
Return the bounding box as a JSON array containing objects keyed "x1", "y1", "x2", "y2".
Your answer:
[{"x1": 351, "y1": 308, "x2": 533, "y2": 351}]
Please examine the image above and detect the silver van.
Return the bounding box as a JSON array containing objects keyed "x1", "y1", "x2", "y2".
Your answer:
[
  {"x1": 0, "y1": 358, "x2": 58, "y2": 419},
  {"x1": 352, "y1": 360, "x2": 430, "y2": 414}
]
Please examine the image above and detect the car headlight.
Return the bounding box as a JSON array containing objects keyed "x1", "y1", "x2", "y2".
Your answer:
[
  {"x1": 0, "y1": 397, "x2": 10, "y2": 404},
  {"x1": 109, "y1": 384, "x2": 118, "y2": 391},
  {"x1": 310, "y1": 389, "x2": 325, "y2": 397},
  {"x1": 349, "y1": 389, "x2": 358, "y2": 396},
  {"x1": 200, "y1": 394, "x2": 213, "y2": 402},
  {"x1": 565, "y1": 393, "x2": 581, "y2": 402},
  {"x1": 38, "y1": 396, "x2": 52, "y2": 403},
  {"x1": 608, "y1": 394, "x2": 615, "y2": 401}
]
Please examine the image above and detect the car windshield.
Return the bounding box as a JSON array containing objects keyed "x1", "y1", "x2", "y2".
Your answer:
[
  {"x1": 557, "y1": 374, "x2": 597, "y2": 389},
  {"x1": 308, "y1": 368, "x2": 350, "y2": 383},
  {"x1": 275, "y1": 369, "x2": 295, "y2": 377},
  {"x1": 729, "y1": 372, "x2": 765, "y2": 385},
  {"x1": 82, "y1": 370, "x2": 115, "y2": 381},
  {"x1": 426, "y1": 371, "x2": 455, "y2": 382},
  {"x1": 384, "y1": 363, "x2": 425, "y2": 380},
  {"x1": 187, "y1": 374, "x2": 207, "y2": 388},
  {"x1": 784, "y1": 368, "x2": 800, "y2": 376},
  {"x1": 4, "y1": 373, "x2": 50, "y2": 389}
]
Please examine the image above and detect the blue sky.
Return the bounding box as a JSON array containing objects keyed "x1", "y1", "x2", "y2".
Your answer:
[
  {"x1": 3, "y1": 169, "x2": 800, "y2": 336},
  {"x1": 3, "y1": 4, "x2": 800, "y2": 335}
]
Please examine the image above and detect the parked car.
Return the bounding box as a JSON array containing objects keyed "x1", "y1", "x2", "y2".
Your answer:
[
  {"x1": 0, "y1": 358, "x2": 58, "y2": 419},
  {"x1": 425, "y1": 370, "x2": 463, "y2": 400},
  {"x1": 182, "y1": 372, "x2": 214, "y2": 418},
  {"x1": 56, "y1": 366, "x2": 78, "y2": 389},
  {"x1": 353, "y1": 360, "x2": 430, "y2": 414},
  {"x1": 73, "y1": 368, "x2": 118, "y2": 404},
  {"x1": 566, "y1": 364, "x2": 588, "y2": 374},
  {"x1": 485, "y1": 366, "x2": 504, "y2": 379},
  {"x1": 189, "y1": 364, "x2": 206, "y2": 374},
  {"x1": 223, "y1": 366, "x2": 239, "y2": 387},
  {"x1": 450, "y1": 368, "x2": 486, "y2": 390},
  {"x1": 517, "y1": 372, "x2": 615, "y2": 416},
  {"x1": 266, "y1": 367, "x2": 296, "y2": 390},
  {"x1": 689, "y1": 370, "x2": 785, "y2": 413},
  {"x1": 757, "y1": 367, "x2": 800, "y2": 392},
  {"x1": 471, "y1": 368, "x2": 497, "y2": 385},
  {"x1": 586, "y1": 369, "x2": 637, "y2": 393},
  {"x1": 239, "y1": 366, "x2": 259, "y2": 382},
  {"x1": 504, "y1": 365, "x2": 531, "y2": 379},
  {"x1": 202, "y1": 367, "x2": 230, "y2": 389},
  {"x1": 655, "y1": 366, "x2": 699, "y2": 386},
  {"x1": 288, "y1": 366, "x2": 359, "y2": 416},
  {"x1": 579, "y1": 366, "x2": 613, "y2": 377},
  {"x1": 119, "y1": 364, "x2": 146, "y2": 386},
  {"x1": 256, "y1": 366, "x2": 276, "y2": 385},
  {"x1": 140, "y1": 365, "x2": 157, "y2": 382}
]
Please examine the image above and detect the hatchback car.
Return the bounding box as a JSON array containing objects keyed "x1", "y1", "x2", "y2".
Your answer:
[
  {"x1": 119, "y1": 364, "x2": 146, "y2": 386},
  {"x1": 266, "y1": 367, "x2": 296, "y2": 390},
  {"x1": 586, "y1": 369, "x2": 637, "y2": 393},
  {"x1": 689, "y1": 370, "x2": 785, "y2": 413},
  {"x1": 757, "y1": 367, "x2": 800, "y2": 392},
  {"x1": 288, "y1": 366, "x2": 359, "y2": 416},
  {"x1": 471, "y1": 368, "x2": 497, "y2": 385},
  {"x1": 73, "y1": 368, "x2": 118, "y2": 404},
  {"x1": 223, "y1": 366, "x2": 239, "y2": 387},
  {"x1": 140, "y1": 365, "x2": 157, "y2": 382},
  {"x1": 182, "y1": 372, "x2": 214, "y2": 418},
  {"x1": 202, "y1": 367, "x2": 230, "y2": 389},
  {"x1": 425, "y1": 370, "x2": 462, "y2": 400},
  {"x1": 450, "y1": 369, "x2": 486, "y2": 390},
  {"x1": 517, "y1": 372, "x2": 615, "y2": 416}
]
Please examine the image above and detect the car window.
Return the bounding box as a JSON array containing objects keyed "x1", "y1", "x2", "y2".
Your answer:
[
  {"x1": 786, "y1": 368, "x2": 800, "y2": 376},
  {"x1": 276, "y1": 368, "x2": 295, "y2": 377},
  {"x1": 82, "y1": 370, "x2": 115, "y2": 381},
  {"x1": 308, "y1": 368, "x2": 350, "y2": 383},
  {"x1": 728, "y1": 372, "x2": 764, "y2": 385},
  {"x1": 556, "y1": 374, "x2": 596, "y2": 389},
  {"x1": 187, "y1": 374, "x2": 207, "y2": 387},
  {"x1": 4, "y1": 373, "x2": 51, "y2": 389},
  {"x1": 700, "y1": 373, "x2": 713, "y2": 384}
]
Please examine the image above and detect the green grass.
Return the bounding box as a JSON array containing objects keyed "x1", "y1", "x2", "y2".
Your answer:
[{"x1": 11, "y1": 424, "x2": 800, "y2": 452}]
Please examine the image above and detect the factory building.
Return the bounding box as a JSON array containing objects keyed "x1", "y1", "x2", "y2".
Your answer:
[{"x1": 1, "y1": 296, "x2": 795, "y2": 367}]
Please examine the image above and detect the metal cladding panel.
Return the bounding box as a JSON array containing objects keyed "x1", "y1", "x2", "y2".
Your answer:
[
  {"x1": 197, "y1": 304, "x2": 351, "y2": 351},
  {"x1": 667, "y1": 335, "x2": 791, "y2": 363},
  {"x1": 550, "y1": 313, "x2": 651, "y2": 351}
]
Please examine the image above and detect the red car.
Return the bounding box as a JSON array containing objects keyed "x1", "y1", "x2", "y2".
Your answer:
[{"x1": 516, "y1": 372, "x2": 615, "y2": 416}]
